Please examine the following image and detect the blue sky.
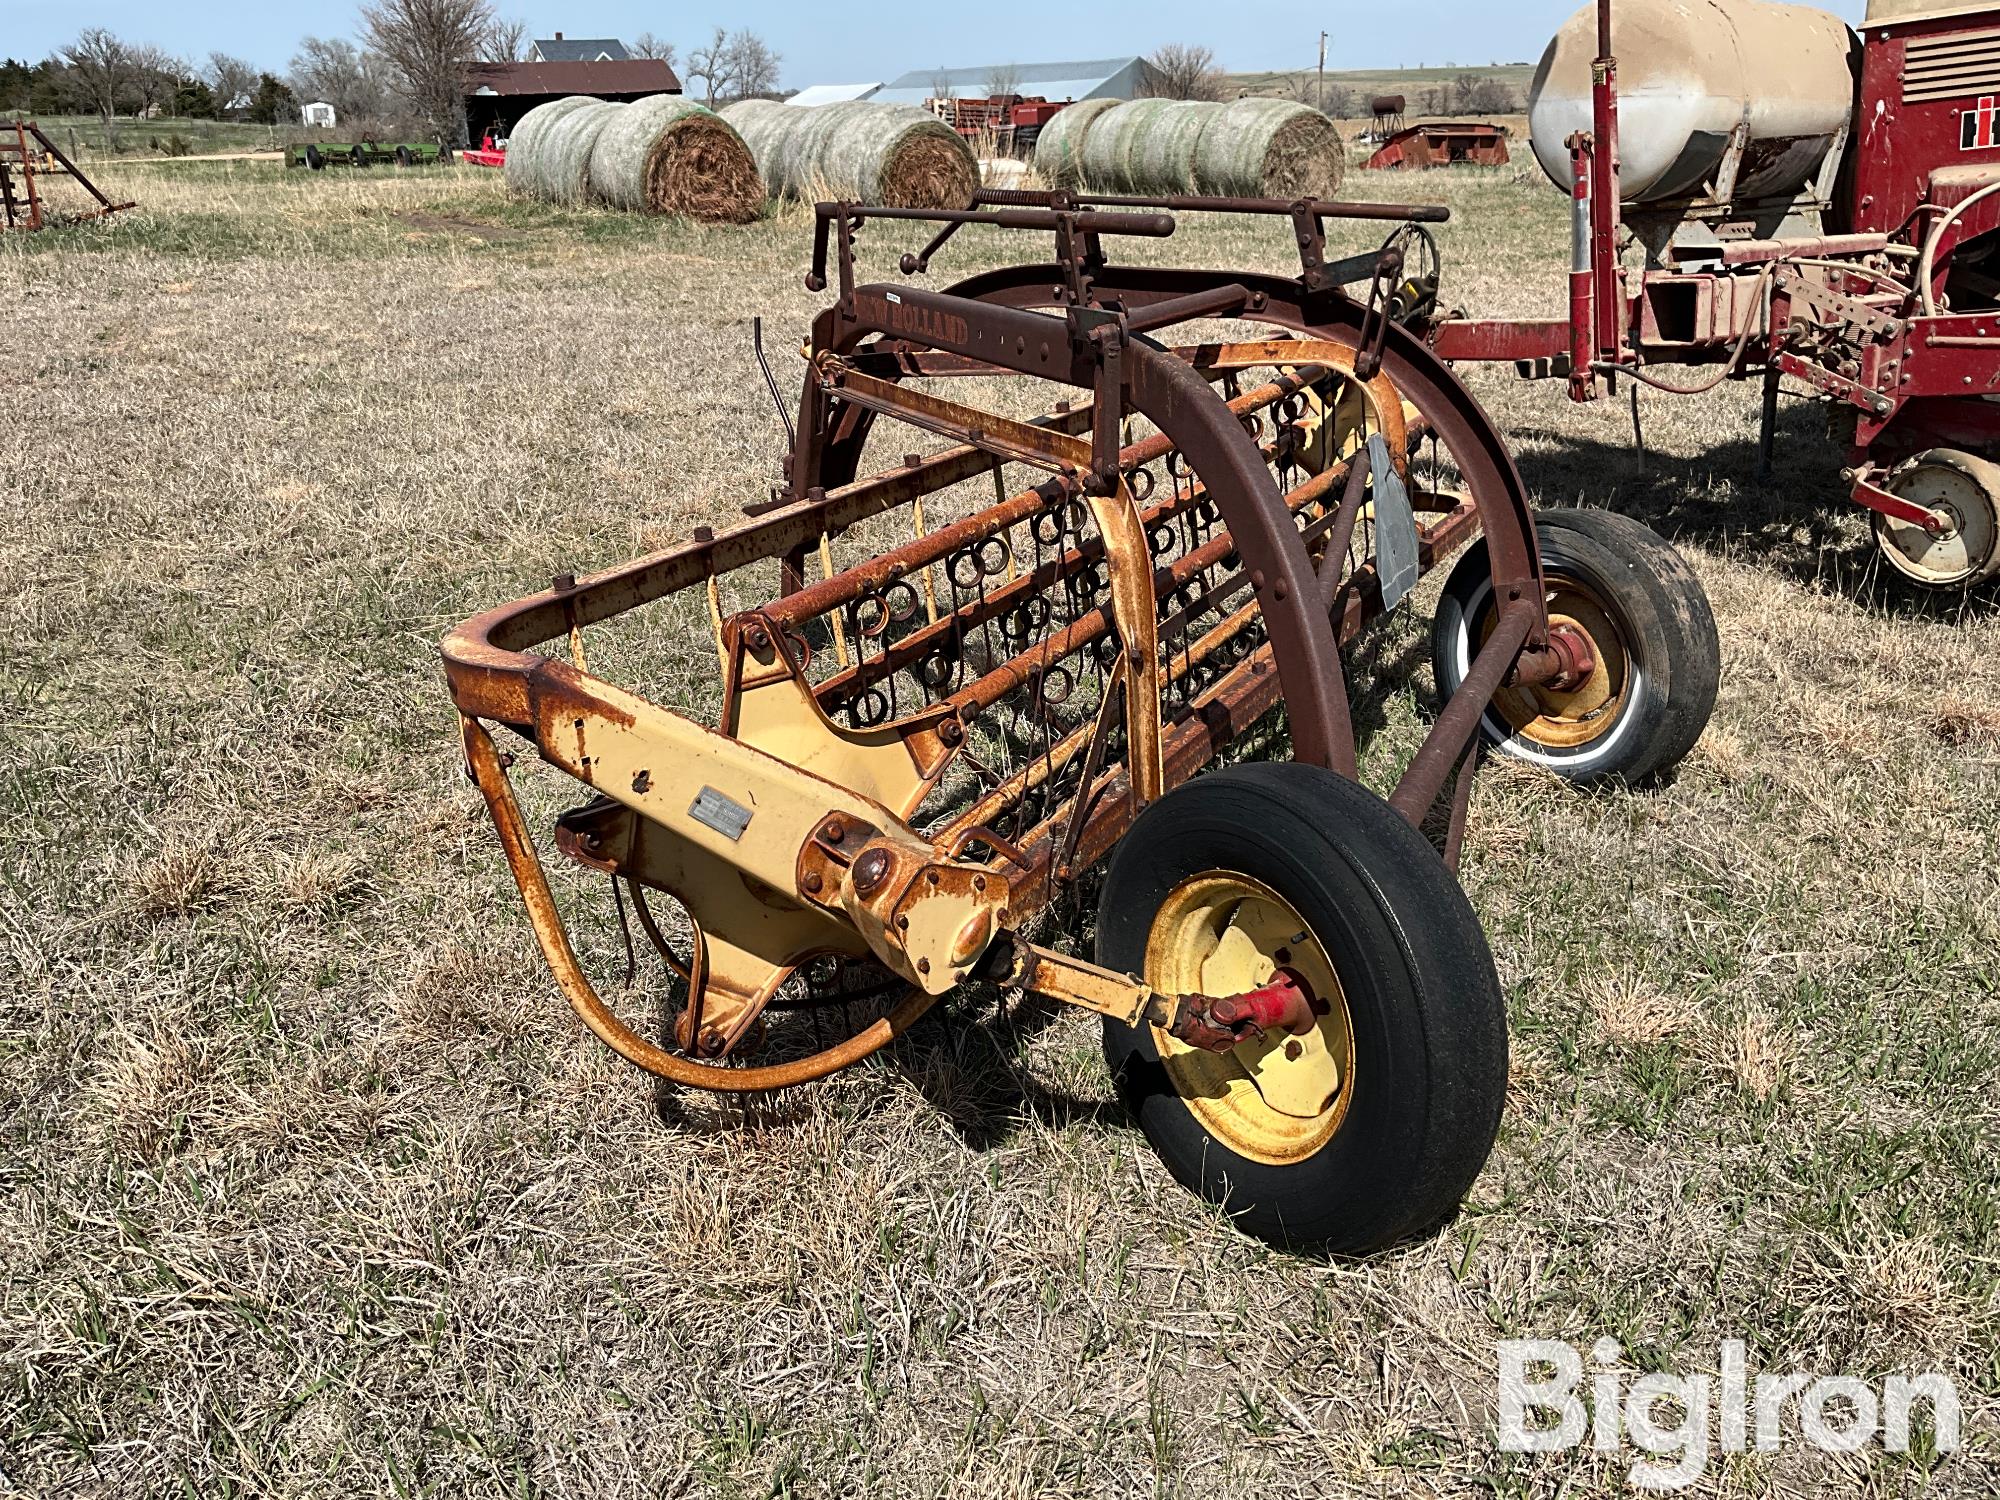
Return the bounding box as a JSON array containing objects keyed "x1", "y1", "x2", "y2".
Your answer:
[{"x1": 5, "y1": 0, "x2": 1871, "y2": 83}]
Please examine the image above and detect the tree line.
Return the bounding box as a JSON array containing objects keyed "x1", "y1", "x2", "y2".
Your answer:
[{"x1": 2, "y1": 3, "x2": 783, "y2": 148}]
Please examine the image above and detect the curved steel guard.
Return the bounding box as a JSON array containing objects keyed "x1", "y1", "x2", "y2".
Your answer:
[
  {"x1": 797, "y1": 283, "x2": 1358, "y2": 777},
  {"x1": 461, "y1": 715, "x2": 937, "y2": 1092},
  {"x1": 942, "y1": 262, "x2": 1546, "y2": 614}
]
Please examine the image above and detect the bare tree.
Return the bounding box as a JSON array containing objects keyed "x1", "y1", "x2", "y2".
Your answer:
[
  {"x1": 724, "y1": 30, "x2": 780, "y2": 101},
  {"x1": 928, "y1": 68, "x2": 955, "y2": 105},
  {"x1": 984, "y1": 63, "x2": 1021, "y2": 101},
  {"x1": 363, "y1": 0, "x2": 493, "y2": 143},
  {"x1": 479, "y1": 17, "x2": 527, "y2": 63},
  {"x1": 1142, "y1": 43, "x2": 1226, "y2": 102},
  {"x1": 685, "y1": 26, "x2": 730, "y2": 107},
  {"x1": 630, "y1": 32, "x2": 677, "y2": 71},
  {"x1": 291, "y1": 37, "x2": 393, "y2": 121},
  {"x1": 61, "y1": 29, "x2": 136, "y2": 139},
  {"x1": 129, "y1": 43, "x2": 177, "y2": 118},
  {"x1": 207, "y1": 51, "x2": 259, "y2": 115}
]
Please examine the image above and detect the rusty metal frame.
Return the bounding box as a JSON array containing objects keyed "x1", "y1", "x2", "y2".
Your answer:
[{"x1": 445, "y1": 206, "x2": 1556, "y2": 1093}]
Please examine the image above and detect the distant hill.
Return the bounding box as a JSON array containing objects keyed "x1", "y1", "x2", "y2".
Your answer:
[{"x1": 1225, "y1": 63, "x2": 1538, "y2": 120}]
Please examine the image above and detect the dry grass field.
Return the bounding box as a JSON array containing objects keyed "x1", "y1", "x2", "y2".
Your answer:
[{"x1": 3, "y1": 158, "x2": 1998, "y2": 1498}]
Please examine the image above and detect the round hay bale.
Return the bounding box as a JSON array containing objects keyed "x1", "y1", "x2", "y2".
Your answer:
[
  {"x1": 1193, "y1": 97, "x2": 1346, "y2": 199},
  {"x1": 1079, "y1": 97, "x2": 1181, "y2": 194},
  {"x1": 1130, "y1": 100, "x2": 1214, "y2": 194},
  {"x1": 1031, "y1": 97, "x2": 1118, "y2": 190},
  {"x1": 587, "y1": 95, "x2": 763, "y2": 221},
  {"x1": 505, "y1": 95, "x2": 601, "y2": 201},
  {"x1": 536, "y1": 99, "x2": 622, "y2": 204},
  {"x1": 722, "y1": 99, "x2": 978, "y2": 208}
]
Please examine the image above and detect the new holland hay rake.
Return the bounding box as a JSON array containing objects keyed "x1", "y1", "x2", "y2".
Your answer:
[{"x1": 444, "y1": 192, "x2": 1719, "y2": 1251}]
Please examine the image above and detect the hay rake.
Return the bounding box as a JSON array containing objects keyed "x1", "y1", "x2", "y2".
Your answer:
[{"x1": 444, "y1": 191, "x2": 1719, "y2": 1251}]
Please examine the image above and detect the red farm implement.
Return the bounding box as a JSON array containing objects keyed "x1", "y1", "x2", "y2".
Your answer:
[
  {"x1": 1421, "y1": 0, "x2": 2000, "y2": 589},
  {"x1": 1364, "y1": 123, "x2": 1513, "y2": 172},
  {"x1": 0, "y1": 120, "x2": 133, "y2": 231}
]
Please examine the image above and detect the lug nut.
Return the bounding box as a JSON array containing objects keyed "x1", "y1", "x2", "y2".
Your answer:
[
  {"x1": 823, "y1": 818, "x2": 844, "y2": 844},
  {"x1": 802, "y1": 871, "x2": 823, "y2": 895}
]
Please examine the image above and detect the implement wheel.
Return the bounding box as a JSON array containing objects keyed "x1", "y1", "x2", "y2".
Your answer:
[
  {"x1": 1874, "y1": 448, "x2": 2000, "y2": 590},
  {"x1": 1433, "y1": 508, "x2": 1719, "y2": 786},
  {"x1": 1097, "y1": 763, "x2": 1507, "y2": 1254}
]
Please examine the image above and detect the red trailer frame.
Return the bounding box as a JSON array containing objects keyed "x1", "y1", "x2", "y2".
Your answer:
[{"x1": 1420, "y1": 0, "x2": 2000, "y2": 587}]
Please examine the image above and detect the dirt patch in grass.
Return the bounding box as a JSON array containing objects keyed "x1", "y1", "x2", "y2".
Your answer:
[{"x1": 393, "y1": 209, "x2": 530, "y2": 243}]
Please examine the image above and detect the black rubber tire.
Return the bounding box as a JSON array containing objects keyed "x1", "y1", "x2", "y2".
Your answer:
[
  {"x1": 305, "y1": 144, "x2": 324, "y2": 171},
  {"x1": 350, "y1": 146, "x2": 367, "y2": 168},
  {"x1": 1097, "y1": 762, "x2": 1508, "y2": 1255},
  {"x1": 396, "y1": 146, "x2": 414, "y2": 168},
  {"x1": 437, "y1": 146, "x2": 454, "y2": 166},
  {"x1": 1432, "y1": 508, "x2": 1720, "y2": 786}
]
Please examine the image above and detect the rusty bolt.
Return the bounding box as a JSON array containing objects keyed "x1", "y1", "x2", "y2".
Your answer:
[
  {"x1": 1250, "y1": 569, "x2": 1267, "y2": 590},
  {"x1": 897, "y1": 914, "x2": 910, "y2": 931},
  {"x1": 926, "y1": 870, "x2": 941, "y2": 886},
  {"x1": 631, "y1": 769, "x2": 651, "y2": 794},
  {"x1": 697, "y1": 1028, "x2": 727, "y2": 1058},
  {"x1": 938, "y1": 719, "x2": 964, "y2": 746},
  {"x1": 1284, "y1": 1039, "x2": 1304, "y2": 1061},
  {"x1": 802, "y1": 871, "x2": 824, "y2": 895},
  {"x1": 851, "y1": 847, "x2": 892, "y2": 896},
  {"x1": 552, "y1": 572, "x2": 577, "y2": 594},
  {"x1": 917, "y1": 957, "x2": 932, "y2": 975},
  {"x1": 745, "y1": 624, "x2": 771, "y2": 652},
  {"x1": 973, "y1": 875, "x2": 987, "y2": 893},
  {"x1": 823, "y1": 817, "x2": 845, "y2": 844}
]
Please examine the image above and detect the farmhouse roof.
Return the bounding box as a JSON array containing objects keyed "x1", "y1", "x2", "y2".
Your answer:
[
  {"x1": 530, "y1": 36, "x2": 630, "y2": 62},
  {"x1": 872, "y1": 57, "x2": 1152, "y2": 106},
  {"x1": 462, "y1": 59, "x2": 681, "y2": 97}
]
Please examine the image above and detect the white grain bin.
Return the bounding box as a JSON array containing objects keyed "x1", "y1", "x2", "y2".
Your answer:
[{"x1": 1527, "y1": 0, "x2": 1858, "y2": 206}]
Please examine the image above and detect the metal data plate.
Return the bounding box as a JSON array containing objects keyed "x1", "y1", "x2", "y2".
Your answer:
[
  {"x1": 1369, "y1": 432, "x2": 1421, "y2": 613},
  {"x1": 688, "y1": 786, "x2": 754, "y2": 841}
]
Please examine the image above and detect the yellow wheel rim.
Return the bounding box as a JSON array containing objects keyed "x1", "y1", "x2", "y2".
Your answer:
[
  {"x1": 1483, "y1": 573, "x2": 1630, "y2": 750},
  {"x1": 1143, "y1": 871, "x2": 1355, "y2": 1167}
]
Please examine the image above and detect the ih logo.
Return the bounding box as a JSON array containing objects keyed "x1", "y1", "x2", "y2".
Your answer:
[{"x1": 1964, "y1": 96, "x2": 1998, "y2": 150}]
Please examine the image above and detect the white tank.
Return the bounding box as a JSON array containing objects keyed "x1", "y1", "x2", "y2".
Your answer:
[{"x1": 1528, "y1": 0, "x2": 1858, "y2": 206}]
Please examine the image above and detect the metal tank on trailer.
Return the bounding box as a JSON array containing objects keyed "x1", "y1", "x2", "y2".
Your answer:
[
  {"x1": 1528, "y1": 0, "x2": 1859, "y2": 253},
  {"x1": 1417, "y1": 0, "x2": 2000, "y2": 592}
]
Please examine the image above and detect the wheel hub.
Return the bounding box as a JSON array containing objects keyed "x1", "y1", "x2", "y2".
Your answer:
[
  {"x1": 1876, "y1": 451, "x2": 2000, "y2": 589},
  {"x1": 1144, "y1": 871, "x2": 1356, "y2": 1164},
  {"x1": 1483, "y1": 576, "x2": 1630, "y2": 750}
]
